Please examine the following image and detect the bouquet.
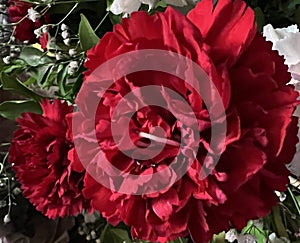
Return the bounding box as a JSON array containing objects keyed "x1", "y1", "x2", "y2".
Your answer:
[{"x1": 0, "y1": 0, "x2": 300, "y2": 242}]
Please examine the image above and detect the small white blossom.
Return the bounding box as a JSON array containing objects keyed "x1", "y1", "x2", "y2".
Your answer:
[
  {"x1": 225, "y1": 229, "x2": 238, "y2": 243},
  {"x1": 63, "y1": 38, "x2": 71, "y2": 46},
  {"x1": 267, "y1": 233, "x2": 290, "y2": 243},
  {"x1": 69, "y1": 61, "x2": 78, "y2": 69},
  {"x1": 34, "y1": 28, "x2": 42, "y2": 38},
  {"x1": 68, "y1": 61, "x2": 79, "y2": 75},
  {"x1": 2, "y1": 56, "x2": 10, "y2": 64},
  {"x1": 237, "y1": 234, "x2": 257, "y2": 243},
  {"x1": 61, "y1": 30, "x2": 69, "y2": 39},
  {"x1": 27, "y1": 8, "x2": 40, "y2": 22},
  {"x1": 275, "y1": 190, "x2": 287, "y2": 202},
  {"x1": 3, "y1": 214, "x2": 10, "y2": 224},
  {"x1": 61, "y1": 23, "x2": 69, "y2": 31},
  {"x1": 55, "y1": 52, "x2": 62, "y2": 61},
  {"x1": 69, "y1": 48, "x2": 77, "y2": 57}
]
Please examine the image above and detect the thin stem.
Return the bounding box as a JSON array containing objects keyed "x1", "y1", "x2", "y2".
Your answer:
[
  {"x1": 94, "y1": 12, "x2": 109, "y2": 32},
  {"x1": 55, "y1": 2, "x2": 79, "y2": 26},
  {"x1": 288, "y1": 187, "x2": 300, "y2": 215}
]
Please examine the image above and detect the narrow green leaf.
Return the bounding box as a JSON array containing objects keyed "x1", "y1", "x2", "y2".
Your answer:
[
  {"x1": 79, "y1": 14, "x2": 100, "y2": 51},
  {"x1": 57, "y1": 65, "x2": 69, "y2": 97},
  {"x1": 0, "y1": 100, "x2": 42, "y2": 120},
  {"x1": 272, "y1": 206, "x2": 289, "y2": 238},
  {"x1": 1, "y1": 73, "x2": 42, "y2": 101}
]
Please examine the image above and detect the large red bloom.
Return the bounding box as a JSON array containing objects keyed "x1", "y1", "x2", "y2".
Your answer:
[
  {"x1": 8, "y1": 0, "x2": 50, "y2": 43},
  {"x1": 9, "y1": 100, "x2": 89, "y2": 219},
  {"x1": 73, "y1": 0, "x2": 299, "y2": 242}
]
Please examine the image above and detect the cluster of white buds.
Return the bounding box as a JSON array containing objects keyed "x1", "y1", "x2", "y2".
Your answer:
[
  {"x1": 2, "y1": 45, "x2": 21, "y2": 64},
  {"x1": 27, "y1": 8, "x2": 41, "y2": 22},
  {"x1": 68, "y1": 60, "x2": 79, "y2": 75},
  {"x1": 61, "y1": 24, "x2": 71, "y2": 46}
]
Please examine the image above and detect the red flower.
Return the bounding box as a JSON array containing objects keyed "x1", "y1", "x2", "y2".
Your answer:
[
  {"x1": 74, "y1": 0, "x2": 299, "y2": 242},
  {"x1": 9, "y1": 100, "x2": 89, "y2": 219},
  {"x1": 8, "y1": 0, "x2": 50, "y2": 43}
]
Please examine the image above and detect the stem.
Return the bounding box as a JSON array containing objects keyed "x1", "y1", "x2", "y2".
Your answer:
[
  {"x1": 94, "y1": 12, "x2": 109, "y2": 32},
  {"x1": 288, "y1": 187, "x2": 300, "y2": 215},
  {"x1": 55, "y1": 2, "x2": 79, "y2": 26}
]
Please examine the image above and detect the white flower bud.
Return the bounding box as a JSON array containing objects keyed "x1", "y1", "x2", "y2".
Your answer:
[
  {"x1": 225, "y1": 229, "x2": 238, "y2": 243},
  {"x1": 3, "y1": 56, "x2": 10, "y2": 64},
  {"x1": 63, "y1": 38, "x2": 71, "y2": 46},
  {"x1": 27, "y1": 8, "x2": 40, "y2": 22},
  {"x1": 3, "y1": 214, "x2": 10, "y2": 224},
  {"x1": 61, "y1": 24, "x2": 69, "y2": 31},
  {"x1": 68, "y1": 48, "x2": 77, "y2": 57},
  {"x1": 61, "y1": 30, "x2": 69, "y2": 39},
  {"x1": 55, "y1": 52, "x2": 62, "y2": 61}
]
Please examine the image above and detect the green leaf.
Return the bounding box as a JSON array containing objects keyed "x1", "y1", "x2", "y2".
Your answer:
[
  {"x1": 1, "y1": 73, "x2": 42, "y2": 101},
  {"x1": 79, "y1": 14, "x2": 100, "y2": 51},
  {"x1": 101, "y1": 227, "x2": 132, "y2": 243},
  {"x1": 20, "y1": 47, "x2": 52, "y2": 67},
  {"x1": 0, "y1": 100, "x2": 42, "y2": 120},
  {"x1": 254, "y1": 7, "x2": 265, "y2": 32},
  {"x1": 57, "y1": 65, "x2": 69, "y2": 97},
  {"x1": 288, "y1": 0, "x2": 300, "y2": 10},
  {"x1": 109, "y1": 12, "x2": 122, "y2": 25},
  {"x1": 272, "y1": 206, "x2": 289, "y2": 238},
  {"x1": 212, "y1": 232, "x2": 226, "y2": 243}
]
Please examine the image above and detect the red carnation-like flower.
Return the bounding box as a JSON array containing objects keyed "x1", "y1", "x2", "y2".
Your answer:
[
  {"x1": 72, "y1": 0, "x2": 299, "y2": 242},
  {"x1": 8, "y1": 0, "x2": 50, "y2": 44},
  {"x1": 9, "y1": 100, "x2": 89, "y2": 219}
]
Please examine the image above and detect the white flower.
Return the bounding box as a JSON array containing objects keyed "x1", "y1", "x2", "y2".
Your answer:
[
  {"x1": 2, "y1": 56, "x2": 10, "y2": 64},
  {"x1": 225, "y1": 229, "x2": 238, "y2": 242},
  {"x1": 61, "y1": 30, "x2": 69, "y2": 39},
  {"x1": 27, "y1": 8, "x2": 40, "y2": 22},
  {"x1": 61, "y1": 23, "x2": 69, "y2": 31},
  {"x1": 63, "y1": 38, "x2": 71, "y2": 46},
  {"x1": 263, "y1": 24, "x2": 300, "y2": 177},
  {"x1": 263, "y1": 24, "x2": 300, "y2": 84},
  {"x1": 69, "y1": 48, "x2": 77, "y2": 57},
  {"x1": 109, "y1": 0, "x2": 187, "y2": 15}
]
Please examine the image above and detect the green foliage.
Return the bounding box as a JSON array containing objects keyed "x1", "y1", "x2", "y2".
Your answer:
[
  {"x1": 79, "y1": 14, "x2": 100, "y2": 51},
  {"x1": 245, "y1": 0, "x2": 300, "y2": 29},
  {"x1": 0, "y1": 100, "x2": 42, "y2": 120}
]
